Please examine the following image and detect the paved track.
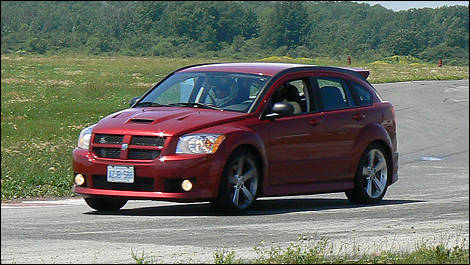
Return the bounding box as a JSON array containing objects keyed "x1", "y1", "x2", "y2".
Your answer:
[{"x1": 2, "y1": 80, "x2": 469, "y2": 264}]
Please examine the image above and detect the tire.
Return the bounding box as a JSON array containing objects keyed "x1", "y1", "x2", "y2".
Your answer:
[
  {"x1": 346, "y1": 143, "x2": 389, "y2": 204},
  {"x1": 84, "y1": 197, "x2": 128, "y2": 211},
  {"x1": 210, "y1": 149, "x2": 260, "y2": 212}
]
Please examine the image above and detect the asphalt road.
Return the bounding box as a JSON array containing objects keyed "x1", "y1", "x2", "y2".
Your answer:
[{"x1": 2, "y1": 80, "x2": 469, "y2": 264}]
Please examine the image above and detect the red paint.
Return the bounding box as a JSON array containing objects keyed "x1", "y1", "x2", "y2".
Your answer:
[{"x1": 73, "y1": 63, "x2": 398, "y2": 203}]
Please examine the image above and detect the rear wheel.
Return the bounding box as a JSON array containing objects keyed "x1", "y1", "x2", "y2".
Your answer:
[
  {"x1": 346, "y1": 143, "x2": 389, "y2": 204},
  {"x1": 84, "y1": 197, "x2": 127, "y2": 211},
  {"x1": 211, "y1": 149, "x2": 260, "y2": 212}
]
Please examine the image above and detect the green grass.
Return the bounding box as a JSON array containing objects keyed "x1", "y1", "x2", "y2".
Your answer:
[
  {"x1": 131, "y1": 249, "x2": 159, "y2": 264},
  {"x1": 1, "y1": 54, "x2": 468, "y2": 200},
  {"x1": 211, "y1": 242, "x2": 470, "y2": 264},
  {"x1": 128, "y1": 240, "x2": 469, "y2": 264}
]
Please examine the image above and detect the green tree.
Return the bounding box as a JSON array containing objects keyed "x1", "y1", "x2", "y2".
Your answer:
[
  {"x1": 260, "y1": 1, "x2": 309, "y2": 50},
  {"x1": 0, "y1": 1, "x2": 468, "y2": 64}
]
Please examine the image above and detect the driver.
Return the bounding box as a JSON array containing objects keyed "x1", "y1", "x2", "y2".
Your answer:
[{"x1": 210, "y1": 77, "x2": 239, "y2": 107}]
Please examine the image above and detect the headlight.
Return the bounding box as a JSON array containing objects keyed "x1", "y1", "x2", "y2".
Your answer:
[
  {"x1": 77, "y1": 125, "x2": 95, "y2": 150},
  {"x1": 176, "y1": 134, "x2": 225, "y2": 154}
]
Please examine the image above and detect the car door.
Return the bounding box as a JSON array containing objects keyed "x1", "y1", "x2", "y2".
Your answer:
[
  {"x1": 265, "y1": 77, "x2": 325, "y2": 185},
  {"x1": 309, "y1": 76, "x2": 366, "y2": 181},
  {"x1": 265, "y1": 74, "x2": 369, "y2": 186}
]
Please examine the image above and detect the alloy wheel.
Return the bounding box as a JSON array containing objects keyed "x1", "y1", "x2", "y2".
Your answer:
[
  {"x1": 362, "y1": 148, "x2": 388, "y2": 199},
  {"x1": 227, "y1": 155, "x2": 259, "y2": 210}
]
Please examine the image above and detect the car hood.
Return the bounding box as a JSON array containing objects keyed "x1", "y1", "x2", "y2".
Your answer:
[{"x1": 92, "y1": 107, "x2": 248, "y2": 137}]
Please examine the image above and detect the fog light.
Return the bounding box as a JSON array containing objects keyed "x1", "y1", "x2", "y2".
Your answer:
[
  {"x1": 74, "y1": 174, "x2": 85, "y2": 186},
  {"x1": 181, "y1": 179, "x2": 193, "y2": 192}
]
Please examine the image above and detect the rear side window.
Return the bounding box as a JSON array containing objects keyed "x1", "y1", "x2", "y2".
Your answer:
[
  {"x1": 350, "y1": 82, "x2": 373, "y2": 106},
  {"x1": 316, "y1": 78, "x2": 353, "y2": 111}
]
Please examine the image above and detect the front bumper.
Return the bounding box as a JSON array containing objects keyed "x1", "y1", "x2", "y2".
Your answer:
[{"x1": 72, "y1": 148, "x2": 228, "y2": 201}]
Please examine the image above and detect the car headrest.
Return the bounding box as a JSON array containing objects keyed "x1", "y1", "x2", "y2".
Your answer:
[{"x1": 321, "y1": 86, "x2": 347, "y2": 110}]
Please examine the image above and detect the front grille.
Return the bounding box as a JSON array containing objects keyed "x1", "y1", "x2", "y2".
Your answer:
[
  {"x1": 91, "y1": 134, "x2": 165, "y2": 161},
  {"x1": 94, "y1": 134, "x2": 123, "y2": 145},
  {"x1": 92, "y1": 175, "x2": 154, "y2": 191},
  {"x1": 128, "y1": 149, "x2": 161, "y2": 160},
  {"x1": 93, "y1": 147, "x2": 121, "y2": 159},
  {"x1": 130, "y1": 136, "x2": 165, "y2": 147}
]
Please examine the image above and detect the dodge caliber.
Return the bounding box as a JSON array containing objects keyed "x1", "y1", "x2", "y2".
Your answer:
[{"x1": 72, "y1": 63, "x2": 398, "y2": 212}]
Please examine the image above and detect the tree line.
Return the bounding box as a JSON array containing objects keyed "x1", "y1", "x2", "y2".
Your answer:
[{"x1": 1, "y1": 1, "x2": 468, "y2": 65}]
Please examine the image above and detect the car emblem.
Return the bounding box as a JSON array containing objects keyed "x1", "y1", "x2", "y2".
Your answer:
[
  {"x1": 121, "y1": 144, "x2": 128, "y2": 150},
  {"x1": 99, "y1": 137, "x2": 107, "y2": 144}
]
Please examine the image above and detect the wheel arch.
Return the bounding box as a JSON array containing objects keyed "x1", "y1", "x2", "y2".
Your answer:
[
  {"x1": 352, "y1": 123, "x2": 394, "y2": 185},
  {"x1": 372, "y1": 140, "x2": 394, "y2": 186},
  {"x1": 193, "y1": 123, "x2": 268, "y2": 198},
  {"x1": 229, "y1": 144, "x2": 265, "y2": 196},
  {"x1": 210, "y1": 143, "x2": 265, "y2": 211}
]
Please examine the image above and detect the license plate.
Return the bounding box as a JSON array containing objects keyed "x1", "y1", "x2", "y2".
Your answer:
[{"x1": 107, "y1": 165, "x2": 134, "y2": 183}]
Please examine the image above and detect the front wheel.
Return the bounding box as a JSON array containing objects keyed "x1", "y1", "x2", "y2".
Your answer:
[
  {"x1": 84, "y1": 197, "x2": 128, "y2": 211},
  {"x1": 346, "y1": 143, "x2": 389, "y2": 204},
  {"x1": 211, "y1": 149, "x2": 260, "y2": 212}
]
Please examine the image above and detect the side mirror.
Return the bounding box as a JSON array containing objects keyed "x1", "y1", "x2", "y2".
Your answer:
[
  {"x1": 265, "y1": 102, "x2": 294, "y2": 119},
  {"x1": 129, "y1": 96, "x2": 140, "y2": 107}
]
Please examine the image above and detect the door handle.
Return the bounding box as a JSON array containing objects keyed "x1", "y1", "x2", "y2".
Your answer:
[
  {"x1": 352, "y1": 113, "x2": 365, "y2": 121},
  {"x1": 309, "y1": 118, "x2": 322, "y2": 126}
]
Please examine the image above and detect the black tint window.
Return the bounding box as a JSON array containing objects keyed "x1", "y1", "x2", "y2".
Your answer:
[{"x1": 351, "y1": 82, "x2": 373, "y2": 106}]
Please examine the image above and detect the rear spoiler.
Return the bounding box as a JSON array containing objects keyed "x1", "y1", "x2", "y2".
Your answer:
[{"x1": 339, "y1": 67, "x2": 370, "y2": 79}]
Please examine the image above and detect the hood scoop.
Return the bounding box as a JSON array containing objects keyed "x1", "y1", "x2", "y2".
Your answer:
[
  {"x1": 125, "y1": 110, "x2": 194, "y2": 125},
  {"x1": 177, "y1": 114, "x2": 193, "y2": 121},
  {"x1": 130, "y1": 118, "x2": 154, "y2": 124}
]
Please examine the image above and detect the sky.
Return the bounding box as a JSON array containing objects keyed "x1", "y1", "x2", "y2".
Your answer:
[{"x1": 355, "y1": 1, "x2": 469, "y2": 11}]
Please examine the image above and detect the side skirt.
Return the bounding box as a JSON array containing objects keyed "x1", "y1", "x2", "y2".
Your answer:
[{"x1": 261, "y1": 180, "x2": 354, "y2": 197}]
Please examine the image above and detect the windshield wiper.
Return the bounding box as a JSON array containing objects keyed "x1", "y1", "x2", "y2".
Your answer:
[
  {"x1": 133, "y1": 102, "x2": 168, "y2": 107},
  {"x1": 168, "y1": 102, "x2": 222, "y2": 111}
]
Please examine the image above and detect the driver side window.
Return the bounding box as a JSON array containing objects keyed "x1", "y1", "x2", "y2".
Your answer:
[{"x1": 271, "y1": 79, "x2": 310, "y2": 115}]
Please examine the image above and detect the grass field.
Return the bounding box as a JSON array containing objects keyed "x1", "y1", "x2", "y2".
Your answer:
[{"x1": 1, "y1": 55, "x2": 468, "y2": 200}]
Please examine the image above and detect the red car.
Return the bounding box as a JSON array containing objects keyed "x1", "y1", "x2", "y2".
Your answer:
[{"x1": 73, "y1": 62, "x2": 398, "y2": 212}]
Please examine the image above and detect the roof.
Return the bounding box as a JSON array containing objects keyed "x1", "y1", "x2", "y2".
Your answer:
[
  {"x1": 177, "y1": 62, "x2": 303, "y2": 76},
  {"x1": 176, "y1": 62, "x2": 370, "y2": 79}
]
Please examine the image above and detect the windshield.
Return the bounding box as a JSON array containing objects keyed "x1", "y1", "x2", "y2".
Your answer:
[{"x1": 136, "y1": 72, "x2": 270, "y2": 113}]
